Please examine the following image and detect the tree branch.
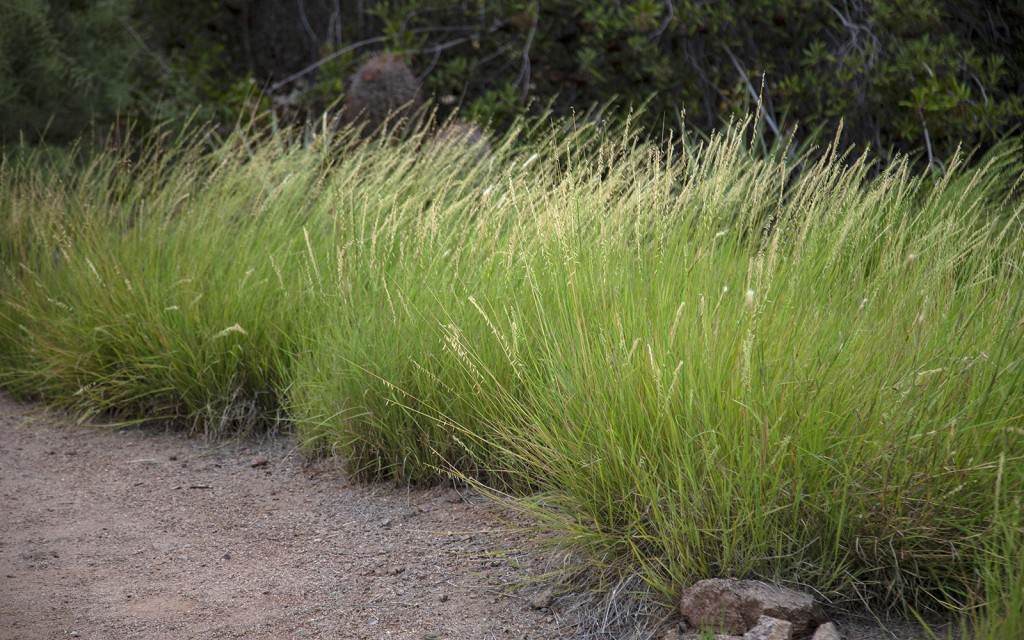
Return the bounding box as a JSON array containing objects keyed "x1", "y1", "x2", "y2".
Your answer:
[
  {"x1": 515, "y1": 3, "x2": 538, "y2": 103},
  {"x1": 269, "y1": 36, "x2": 388, "y2": 93},
  {"x1": 269, "y1": 21, "x2": 505, "y2": 94},
  {"x1": 725, "y1": 47, "x2": 781, "y2": 138}
]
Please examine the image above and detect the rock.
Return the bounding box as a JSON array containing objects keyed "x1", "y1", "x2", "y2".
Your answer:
[
  {"x1": 249, "y1": 455, "x2": 269, "y2": 468},
  {"x1": 811, "y1": 622, "x2": 842, "y2": 640},
  {"x1": 679, "y1": 579, "x2": 824, "y2": 636},
  {"x1": 529, "y1": 588, "x2": 554, "y2": 610},
  {"x1": 743, "y1": 615, "x2": 793, "y2": 640},
  {"x1": 429, "y1": 123, "x2": 492, "y2": 165}
]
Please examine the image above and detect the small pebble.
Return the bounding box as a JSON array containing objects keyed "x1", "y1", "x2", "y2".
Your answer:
[{"x1": 529, "y1": 588, "x2": 554, "y2": 610}]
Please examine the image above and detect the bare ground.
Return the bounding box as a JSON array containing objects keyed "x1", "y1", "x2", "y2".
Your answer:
[
  {"x1": 0, "y1": 395, "x2": 581, "y2": 640},
  {"x1": 0, "y1": 394, "x2": 954, "y2": 640}
]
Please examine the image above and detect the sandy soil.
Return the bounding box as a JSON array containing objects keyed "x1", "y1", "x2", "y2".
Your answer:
[
  {"x1": 0, "y1": 394, "x2": 954, "y2": 640},
  {"x1": 0, "y1": 395, "x2": 580, "y2": 640}
]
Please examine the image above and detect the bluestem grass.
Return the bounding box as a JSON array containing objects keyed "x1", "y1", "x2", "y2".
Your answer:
[{"x1": 2, "y1": 116, "x2": 1021, "y2": 634}]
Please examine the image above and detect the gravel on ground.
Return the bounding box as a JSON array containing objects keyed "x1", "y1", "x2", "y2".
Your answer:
[{"x1": 0, "y1": 394, "x2": 577, "y2": 640}]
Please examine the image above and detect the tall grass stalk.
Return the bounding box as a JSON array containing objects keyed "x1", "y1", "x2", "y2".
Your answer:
[{"x1": 2, "y1": 116, "x2": 1021, "y2": 631}]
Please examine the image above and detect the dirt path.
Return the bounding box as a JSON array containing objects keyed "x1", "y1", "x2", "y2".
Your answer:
[{"x1": 0, "y1": 395, "x2": 579, "y2": 640}]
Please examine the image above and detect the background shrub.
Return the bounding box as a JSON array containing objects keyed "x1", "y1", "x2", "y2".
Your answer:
[
  {"x1": 3, "y1": 1, "x2": 1021, "y2": 162},
  {"x1": 0, "y1": 0, "x2": 139, "y2": 144}
]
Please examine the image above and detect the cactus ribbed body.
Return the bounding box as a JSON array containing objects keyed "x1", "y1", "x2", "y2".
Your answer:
[{"x1": 343, "y1": 54, "x2": 422, "y2": 133}]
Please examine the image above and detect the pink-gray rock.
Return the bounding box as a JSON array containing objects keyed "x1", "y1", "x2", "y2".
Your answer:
[
  {"x1": 529, "y1": 588, "x2": 554, "y2": 610},
  {"x1": 679, "y1": 579, "x2": 824, "y2": 636},
  {"x1": 743, "y1": 616, "x2": 792, "y2": 640},
  {"x1": 811, "y1": 622, "x2": 842, "y2": 640}
]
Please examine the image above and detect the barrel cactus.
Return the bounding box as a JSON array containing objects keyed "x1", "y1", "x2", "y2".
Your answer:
[{"x1": 343, "y1": 54, "x2": 422, "y2": 134}]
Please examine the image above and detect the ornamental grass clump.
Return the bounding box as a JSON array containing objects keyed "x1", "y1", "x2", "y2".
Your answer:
[
  {"x1": 1, "y1": 115, "x2": 1021, "y2": 635},
  {"x1": 291, "y1": 120, "x2": 1024, "y2": 631},
  {"x1": 0, "y1": 125, "x2": 351, "y2": 435}
]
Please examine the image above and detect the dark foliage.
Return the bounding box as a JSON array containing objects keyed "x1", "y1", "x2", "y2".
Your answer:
[{"x1": 2, "y1": 0, "x2": 1022, "y2": 163}]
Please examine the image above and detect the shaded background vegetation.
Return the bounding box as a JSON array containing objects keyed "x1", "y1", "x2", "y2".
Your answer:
[{"x1": 2, "y1": 1, "x2": 1023, "y2": 160}]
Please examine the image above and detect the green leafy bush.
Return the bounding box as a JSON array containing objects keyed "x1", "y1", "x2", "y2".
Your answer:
[
  {"x1": 0, "y1": 0, "x2": 265, "y2": 146},
  {"x1": 368, "y1": 0, "x2": 1023, "y2": 162},
  {"x1": 4, "y1": 1, "x2": 1020, "y2": 160},
  {"x1": 0, "y1": 0, "x2": 139, "y2": 143}
]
